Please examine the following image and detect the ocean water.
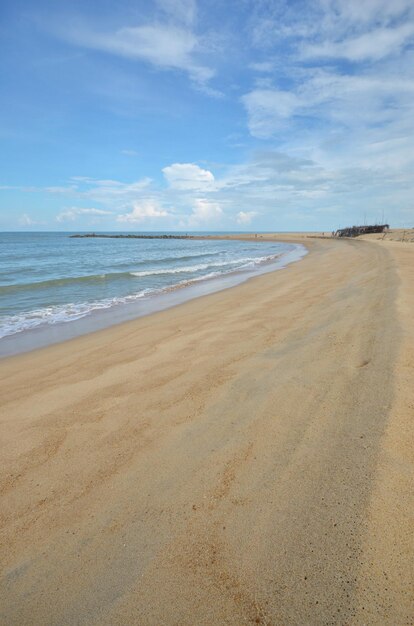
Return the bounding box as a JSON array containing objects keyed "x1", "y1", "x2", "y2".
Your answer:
[{"x1": 0, "y1": 232, "x2": 306, "y2": 354}]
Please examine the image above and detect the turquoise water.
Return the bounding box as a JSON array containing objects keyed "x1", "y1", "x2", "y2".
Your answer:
[{"x1": 0, "y1": 232, "x2": 304, "y2": 345}]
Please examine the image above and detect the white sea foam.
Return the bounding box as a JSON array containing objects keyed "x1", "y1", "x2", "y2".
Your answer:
[
  {"x1": 0, "y1": 289, "x2": 153, "y2": 338},
  {"x1": 130, "y1": 254, "x2": 280, "y2": 277}
]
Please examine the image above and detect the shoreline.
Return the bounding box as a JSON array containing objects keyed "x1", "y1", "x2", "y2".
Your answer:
[
  {"x1": 0, "y1": 236, "x2": 307, "y2": 358},
  {"x1": 0, "y1": 234, "x2": 412, "y2": 624}
]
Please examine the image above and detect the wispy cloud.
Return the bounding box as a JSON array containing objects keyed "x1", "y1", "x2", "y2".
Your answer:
[
  {"x1": 19, "y1": 213, "x2": 39, "y2": 226},
  {"x1": 121, "y1": 149, "x2": 139, "y2": 157},
  {"x1": 156, "y1": 0, "x2": 197, "y2": 27},
  {"x1": 243, "y1": 70, "x2": 414, "y2": 139},
  {"x1": 241, "y1": 89, "x2": 301, "y2": 137},
  {"x1": 56, "y1": 207, "x2": 113, "y2": 222},
  {"x1": 303, "y1": 22, "x2": 414, "y2": 62},
  {"x1": 55, "y1": 18, "x2": 215, "y2": 89},
  {"x1": 42, "y1": 177, "x2": 153, "y2": 207},
  {"x1": 81, "y1": 178, "x2": 153, "y2": 204}
]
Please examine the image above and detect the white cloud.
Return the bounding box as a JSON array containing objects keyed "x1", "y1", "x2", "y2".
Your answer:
[
  {"x1": 162, "y1": 162, "x2": 215, "y2": 190},
  {"x1": 242, "y1": 68, "x2": 414, "y2": 139},
  {"x1": 117, "y1": 200, "x2": 170, "y2": 223},
  {"x1": 63, "y1": 23, "x2": 214, "y2": 86},
  {"x1": 236, "y1": 211, "x2": 257, "y2": 225},
  {"x1": 188, "y1": 198, "x2": 223, "y2": 226},
  {"x1": 303, "y1": 22, "x2": 414, "y2": 61},
  {"x1": 156, "y1": 0, "x2": 196, "y2": 26},
  {"x1": 56, "y1": 207, "x2": 113, "y2": 222},
  {"x1": 242, "y1": 89, "x2": 300, "y2": 137},
  {"x1": 323, "y1": 0, "x2": 413, "y2": 26},
  {"x1": 217, "y1": 151, "x2": 334, "y2": 209}
]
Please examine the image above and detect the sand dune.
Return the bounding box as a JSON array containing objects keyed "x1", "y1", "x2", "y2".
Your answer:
[{"x1": 0, "y1": 235, "x2": 412, "y2": 625}]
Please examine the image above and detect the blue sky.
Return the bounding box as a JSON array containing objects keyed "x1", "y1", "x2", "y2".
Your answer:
[{"x1": 1, "y1": 0, "x2": 414, "y2": 231}]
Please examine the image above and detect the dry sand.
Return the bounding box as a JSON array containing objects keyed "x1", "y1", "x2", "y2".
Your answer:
[{"x1": 0, "y1": 234, "x2": 413, "y2": 625}]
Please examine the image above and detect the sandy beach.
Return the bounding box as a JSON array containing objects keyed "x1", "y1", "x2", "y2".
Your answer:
[{"x1": 0, "y1": 234, "x2": 413, "y2": 625}]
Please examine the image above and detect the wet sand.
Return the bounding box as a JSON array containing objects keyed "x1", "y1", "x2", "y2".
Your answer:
[{"x1": 0, "y1": 234, "x2": 413, "y2": 624}]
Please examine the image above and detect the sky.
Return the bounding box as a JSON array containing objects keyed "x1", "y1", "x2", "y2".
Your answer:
[{"x1": 1, "y1": 0, "x2": 414, "y2": 232}]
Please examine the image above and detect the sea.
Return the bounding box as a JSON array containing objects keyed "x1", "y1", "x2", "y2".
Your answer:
[{"x1": 0, "y1": 232, "x2": 307, "y2": 356}]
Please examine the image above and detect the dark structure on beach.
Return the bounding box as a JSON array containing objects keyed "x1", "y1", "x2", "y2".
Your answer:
[{"x1": 334, "y1": 224, "x2": 389, "y2": 238}]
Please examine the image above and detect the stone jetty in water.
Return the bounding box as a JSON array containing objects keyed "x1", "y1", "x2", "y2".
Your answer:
[{"x1": 70, "y1": 233, "x2": 194, "y2": 239}]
